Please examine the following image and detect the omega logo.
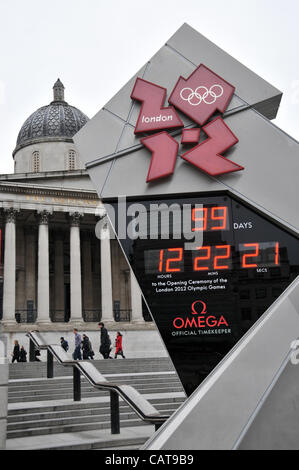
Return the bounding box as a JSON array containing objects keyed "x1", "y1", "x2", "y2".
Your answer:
[{"x1": 173, "y1": 299, "x2": 229, "y2": 330}]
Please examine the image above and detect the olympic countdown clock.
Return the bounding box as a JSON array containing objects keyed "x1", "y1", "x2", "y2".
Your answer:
[
  {"x1": 108, "y1": 193, "x2": 299, "y2": 395},
  {"x1": 74, "y1": 25, "x2": 299, "y2": 404}
]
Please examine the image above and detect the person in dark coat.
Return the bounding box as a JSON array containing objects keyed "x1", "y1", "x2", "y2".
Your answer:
[
  {"x1": 11, "y1": 340, "x2": 20, "y2": 363},
  {"x1": 19, "y1": 346, "x2": 27, "y2": 362},
  {"x1": 114, "y1": 332, "x2": 125, "y2": 359},
  {"x1": 82, "y1": 334, "x2": 94, "y2": 360},
  {"x1": 60, "y1": 337, "x2": 69, "y2": 352},
  {"x1": 98, "y1": 322, "x2": 112, "y2": 359}
]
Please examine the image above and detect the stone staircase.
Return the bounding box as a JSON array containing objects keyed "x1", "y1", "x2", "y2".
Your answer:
[{"x1": 6, "y1": 358, "x2": 186, "y2": 450}]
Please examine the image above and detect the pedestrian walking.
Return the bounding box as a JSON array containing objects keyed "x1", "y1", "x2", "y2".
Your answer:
[
  {"x1": 82, "y1": 334, "x2": 94, "y2": 360},
  {"x1": 73, "y1": 328, "x2": 82, "y2": 360},
  {"x1": 60, "y1": 337, "x2": 69, "y2": 352},
  {"x1": 19, "y1": 346, "x2": 27, "y2": 362},
  {"x1": 114, "y1": 332, "x2": 125, "y2": 359},
  {"x1": 11, "y1": 340, "x2": 20, "y2": 363},
  {"x1": 98, "y1": 322, "x2": 112, "y2": 359}
]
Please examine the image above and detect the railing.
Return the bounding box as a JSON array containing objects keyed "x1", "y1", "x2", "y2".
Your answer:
[
  {"x1": 14, "y1": 309, "x2": 131, "y2": 323},
  {"x1": 15, "y1": 310, "x2": 37, "y2": 324},
  {"x1": 50, "y1": 310, "x2": 102, "y2": 322},
  {"x1": 83, "y1": 309, "x2": 102, "y2": 322},
  {"x1": 50, "y1": 310, "x2": 69, "y2": 323},
  {"x1": 114, "y1": 309, "x2": 131, "y2": 322},
  {"x1": 27, "y1": 331, "x2": 169, "y2": 434}
]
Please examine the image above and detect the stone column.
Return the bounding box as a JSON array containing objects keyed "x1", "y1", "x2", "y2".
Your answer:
[
  {"x1": 54, "y1": 231, "x2": 65, "y2": 322},
  {"x1": 37, "y1": 211, "x2": 50, "y2": 324},
  {"x1": 70, "y1": 213, "x2": 83, "y2": 322},
  {"x1": 130, "y1": 270, "x2": 145, "y2": 323},
  {"x1": 100, "y1": 221, "x2": 114, "y2": 322},
  {"x1": 2, "y1": 209, "x2": 17, "y2": 325},
  {"x1": 15, "y1": 226, "x2": 25, "y2": 313},
  {"x1": 82, "y1": 231, "x2": 93, "y2": 321},
  {"x1": 25, "y1": 227, "x2": 37, "y2": 316}
]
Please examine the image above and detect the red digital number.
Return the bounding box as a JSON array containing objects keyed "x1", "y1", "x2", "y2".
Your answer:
[
  {"x1": 275, "y1": 242, "x2": 279, "y2": 266},
  {"x1": 211, "y1": 206, "x2": 228, "y2": 230},
  {"x1": 192, "y1": 208, "x2": 208, "y2": 232},
  {"x1": 242, "y1": 243, "x2": 259, "y2": 268},
  {"x1": 159, "y1": 248, "x2": 183, "y2": 273},
  {"x1": 194, "y1": 245, "x2": 231, "y2": 271},
  {"x1": 214, "y1": 245, "x2": 230, "y2": 270},
  {"x1": 158, "y1": 249, "x2": 164, "y2": 272},
  {"x1": 192, "y1": 206, "x2": 228, "y2": 232},
  {"x1": 193, "y1": 246, "x2": 211, "y2": 271}
]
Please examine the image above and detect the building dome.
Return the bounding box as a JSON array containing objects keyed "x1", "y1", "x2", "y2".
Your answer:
[{"x1": 13, "y1": 79, "x2": 89, "y2": 156}]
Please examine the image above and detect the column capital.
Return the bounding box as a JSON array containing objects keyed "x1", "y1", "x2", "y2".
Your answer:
[
  {"x1": 37, "y1": 210, "x2": 51, "y2": 225},
  {"x1": 100, "y1": 218, "x2": 111, "y2": 239},
  {"x1": 4, "y1": 208, "x2": 18, "y2": 224},
  {"x1": 70, "y1": 212, "x2": 83, "y2": 227}
]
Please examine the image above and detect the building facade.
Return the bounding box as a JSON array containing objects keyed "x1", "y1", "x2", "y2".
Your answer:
[{"x1": 0, "y1": 80, "x2": 165, "y2": 357}]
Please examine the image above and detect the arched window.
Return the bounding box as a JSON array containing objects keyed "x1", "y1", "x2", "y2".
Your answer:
[
  {"x1": 68, "y1": 150, "x2": 76, "y2": 170},
  {"x1": 32, "y1": 151, "x2": 40, "y2": 173}
]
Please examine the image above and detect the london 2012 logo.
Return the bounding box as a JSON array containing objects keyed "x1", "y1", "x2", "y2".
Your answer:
[{"x1": 130, "y1": 64, "x2": 243, "y2": 182}]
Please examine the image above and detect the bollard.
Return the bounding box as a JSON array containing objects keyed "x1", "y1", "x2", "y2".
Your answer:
[
  {"x1": 110, "y1": 391, "x2": 120, "y2": 434},
  {"x1": 47, "y1": 350, "x2": 53, "y2": 378},
  {"x1": 29, "y1": 339, "x2": 35, "y2": 362},
  {"x1": 73, "y1": 367, "x2": 81, "y2": 401}
]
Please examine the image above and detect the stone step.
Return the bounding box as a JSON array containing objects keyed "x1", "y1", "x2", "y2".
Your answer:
[
  {"x1": 59, "y1": 440, "x2": 146, "y2": 451},
  {"x1": 6, "y1": 425, "x2": 154, "y2": 451},
  {"x1": 8, "y1": 402, "x2": 180, "y2": 423},
  {"x1": 8, "y1": 395, "x2": 184, "y2": 415},
  {"x1": 6, "y1": 357, "x2": 182, "y2": 449},
  {"x1": 8, "y1": 385, "x2": 183, "y2": 403},
  {"x1": 6, "y1": 417, "x2": 147, "y2": 439},
  {"x1": 8, "y1": 406, "x2": 177, "y2": 432},
  {"x1": 8, "y1": 379, "x2": 181, "y2": 395},
  {"x1": 8, "y1": 374, "x2": 178, "y2": 389},
  {"x1": 8, "y1": 379, "x2": 180, "y2": 394},
  {"x1": 9, "y1": 358, "x2": 174, "y2": 380}
]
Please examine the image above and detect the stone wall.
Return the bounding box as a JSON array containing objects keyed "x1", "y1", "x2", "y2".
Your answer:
[{"x1": 14, "y1": 141, "x2": 85, "y2": 173}]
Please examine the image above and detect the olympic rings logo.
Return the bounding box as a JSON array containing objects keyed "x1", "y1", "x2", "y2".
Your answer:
[{"x1": 180, "y1": 84, "x2": 224, "y2": 106}]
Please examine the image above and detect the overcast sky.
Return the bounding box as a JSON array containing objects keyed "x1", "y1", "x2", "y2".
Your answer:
[{"x1": 0, "y1": 0, "x2": 298, "y2": 174}]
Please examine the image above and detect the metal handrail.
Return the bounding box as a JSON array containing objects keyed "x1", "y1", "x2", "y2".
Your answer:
[{"x1": 27, "y1": 331, "x2": 169, "y2": 434}]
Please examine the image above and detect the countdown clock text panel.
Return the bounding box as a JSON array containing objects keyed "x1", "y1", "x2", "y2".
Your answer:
[{"x1": 111, "y1": 194, "x2": 299, "y2": 396}]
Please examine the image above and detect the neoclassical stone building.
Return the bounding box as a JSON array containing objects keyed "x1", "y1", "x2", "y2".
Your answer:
[{"x1": 0, "y1": 80, "x2": 164, "y2": 357}]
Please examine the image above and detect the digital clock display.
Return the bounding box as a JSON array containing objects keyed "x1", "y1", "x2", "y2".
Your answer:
[
  {"x1": 145, "y1": 241, "x2": 279, "y2": 274},
  {"x1": 109, "y1": 193, "x2": 299, "y2": 396}
]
